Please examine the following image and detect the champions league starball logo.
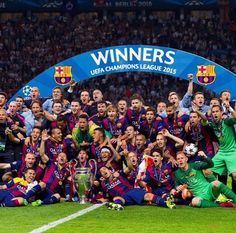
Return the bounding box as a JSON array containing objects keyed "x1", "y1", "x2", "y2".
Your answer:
[{"x1": 22, "y1": 85, "x2": 32, "y2": 96}]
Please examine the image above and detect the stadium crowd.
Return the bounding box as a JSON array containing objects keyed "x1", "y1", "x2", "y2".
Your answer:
[
  {"x1": 0, "y1": 9, "x2": 236, "y2": 209},
  {"x1": 0, "y1": 9, "x2": 236, "y2": 99}
]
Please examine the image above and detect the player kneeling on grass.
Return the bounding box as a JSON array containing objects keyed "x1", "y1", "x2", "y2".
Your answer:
[
  {"x1": 172, "y1": 151, "x2": 236, "y2": 208},
  {"x1": 99, "y1": 166, "x2": 175, "y2": 210},
  {"x1": 0, "y1": 168, "x2": 37, "y2": 207},
  {"x1": 138, "y1": 148, "x2": 179, "y2": 203}
]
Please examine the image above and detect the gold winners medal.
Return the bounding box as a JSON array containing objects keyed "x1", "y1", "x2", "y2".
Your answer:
[{"x1": 117, "y1": 123, "x2": 122, "y2": 128}]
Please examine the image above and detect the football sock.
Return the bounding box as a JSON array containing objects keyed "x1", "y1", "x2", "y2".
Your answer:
[
  {"x1": 4, "y1": 199, "x2": 20, "y2": 207},
  {"x1": 152, "y1": 195, "x2": 166, "y2": 207},
  {"x1": 114, "y1": 199, "x2": 123, "y2": 206},
  {"x1": 24, "y1": 184, "x2": 41, "y2": 201},
  {"x1": 65, "y1": 182, "x2": 71, "y2": 198},
  {"x1": 218, "y1": 182, "x2": 236, "y2": 203},
  {"x1": 218, "y1": 174, "x2": 227, "y2": 185},
  {"x1": 174, "y1": 198, "x2": 191, "y2": 205},
  {"x1": 231, "y1": 176, "x2": 236, "y2": 194},
  {"x1": 42, "y1": 195, "x2": 59, "y2": 205},
  {"x1": 197, "y1": 199, "x2": 219, "y2": 208},
  {"x1": 205, "y1": 173, "x2": 217, "y2": 183}
]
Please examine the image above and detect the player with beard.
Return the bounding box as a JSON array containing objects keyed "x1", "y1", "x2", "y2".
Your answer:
[
  {"x1": 218, "y1": 90, "x2": 236, "y2": 192},
  {"x1": 184, "y1": 110, "x2": 217, "y2": 160},
  {"x1": 64, "y1": 99, "x2": 82, "y2": 132},
  {"x1": 117, "y1": 99, "x2": 128, "y2": 118},
  {"x1": 80, "y1": 90, "x2": 91, "y2": 114},
  {"x1": 72, "y1": 114, "x2": 100, "y2": 149},
  {"x1": 126, "y1": 94, "x2": 146, "y2": 130},
  {"x1": 206, "y1": 105, "x2": 236, "y2": 193},
  {"x1": 138, "y1": 107, "x2": 165, "y2": 142},
  {"x1": 89, "y1": 101, "x2": 108, "y2": 127},
  {"x1": 52, "y1": 115, "x2": 72, "y2": 139},
  {"x1": 118, "y1": 126, "x2": 137, "y2": 159},
  {"x1": 100, "y1": 166, "x2": 175, "y2": 210},
  {"x1": 79, "y1": 90, "x2": 92, "y2": 114},
  {"x1": 163, "y1": 102, "x2": 189, "y2": 142},
  {"x1": 6, "y1": 101, "x2": 26, "y2": 160},
  {"x1": 7, "y1": 101, "x2": 26, "y2": 135},
  {"x1": 21, "y1": 126, "x2": 41, "y2": 163},
  {"x1": 134, "y1": 134, "x2": 147, "y2": 164},
  {"x1": 0, "y1": 109, "x2": 21, "y2": 169},
  {"x1": 123, "y1": 152, "x2": 140, "y2": 187},
  {"x1": 70, "y1": 149, "x2": 92, "y2": 171},
  {"x1": 121, "y1": 134, "x2": 151, "y2": 187},
  {"x1": 68, "y1": 149, "x2": 97, "y2": 202},
  {"x1": 206, "y1": 98, "x2": 221, "y2": 120}
]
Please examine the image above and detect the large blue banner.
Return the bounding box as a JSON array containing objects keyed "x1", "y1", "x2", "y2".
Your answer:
[
  {"x1": 9, "y1": 45, "x2": 236, "y2": 101},
  {"x1": 0, "y1": 0, "x2": 220, "y2": 11}
]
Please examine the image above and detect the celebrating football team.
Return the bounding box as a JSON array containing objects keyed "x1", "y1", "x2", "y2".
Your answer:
[{"x1": 0, "y1": 73, "x2": 236, "y2": 211}]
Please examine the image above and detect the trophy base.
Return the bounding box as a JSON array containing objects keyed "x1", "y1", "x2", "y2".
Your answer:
[{"x1": 79, "y1": 195, "x2": 86, "y2": 204}]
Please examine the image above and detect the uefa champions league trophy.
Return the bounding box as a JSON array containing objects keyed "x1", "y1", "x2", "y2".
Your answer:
[{"x1": 74, "y1": 167, "x2": 91, "y2": 204}]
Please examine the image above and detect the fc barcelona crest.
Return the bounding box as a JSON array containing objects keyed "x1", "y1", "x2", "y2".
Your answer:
[
  {"x1": 196, "y1": 65, "x2": 216, "y2": 85},
  {"x1": 54, "y1": 66, "x2": 72, "y2": 85}
]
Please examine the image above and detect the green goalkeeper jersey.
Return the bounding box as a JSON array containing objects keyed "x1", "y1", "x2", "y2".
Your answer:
[
  {"x1": 209, "y1": 118, "x2": 236, "y2": 152},
  {"x1": 175, "y1": 157, "x2": 214, "y2": 198}
]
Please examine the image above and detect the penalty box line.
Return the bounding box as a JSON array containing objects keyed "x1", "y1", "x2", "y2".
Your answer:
[{"x1": 28, "y1": 203, "x2": 105, "y2": 233}]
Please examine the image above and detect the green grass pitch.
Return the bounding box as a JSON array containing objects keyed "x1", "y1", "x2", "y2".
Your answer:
[{"x1": 1, "y1": 203, "x2": 235, "y2": 233}]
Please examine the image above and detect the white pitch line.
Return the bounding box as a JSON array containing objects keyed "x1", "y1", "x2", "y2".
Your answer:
[{"x1": 28, "y1": 203, "x2": 104, "y2": 233}]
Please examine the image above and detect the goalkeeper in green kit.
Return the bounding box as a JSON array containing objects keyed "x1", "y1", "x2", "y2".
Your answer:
[
  {"x1": 172, "y1": 151, "x2": 236, "y2": 208},
  {"x1": 207, "y1": 104, "x2": 236, "y2": 191}
]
